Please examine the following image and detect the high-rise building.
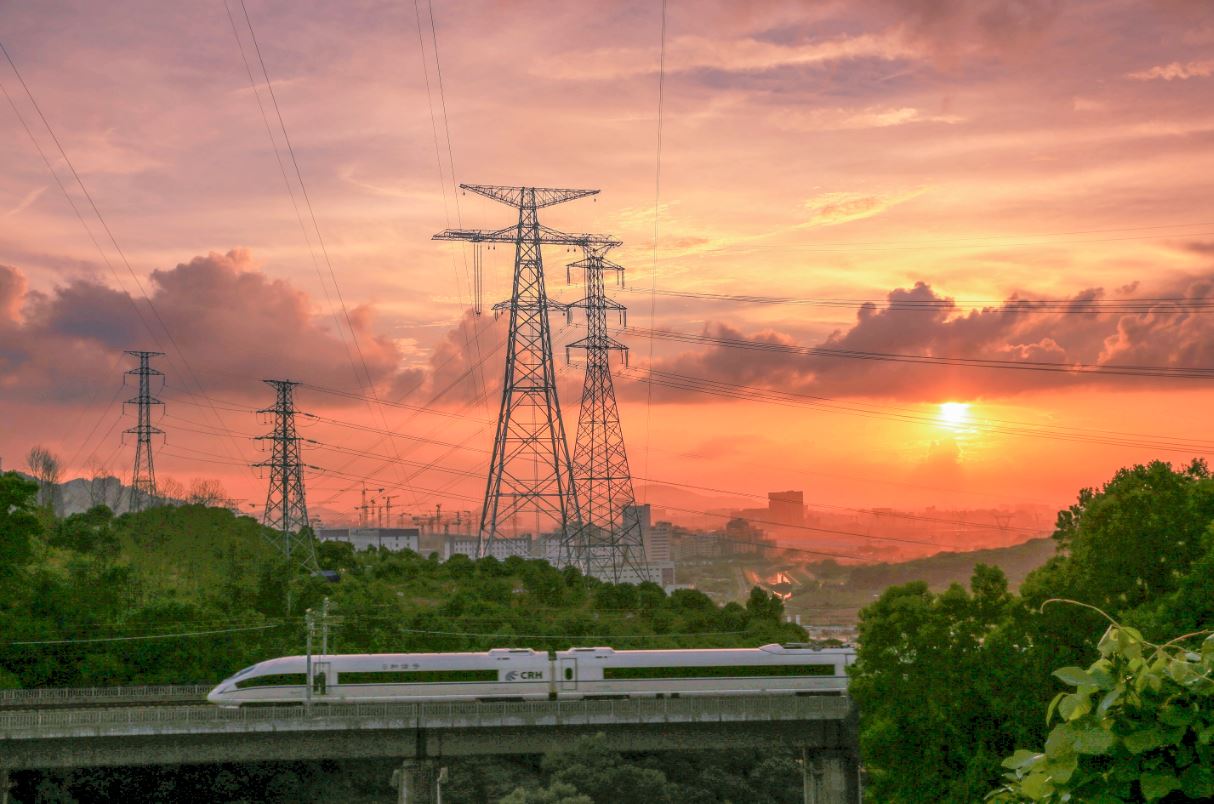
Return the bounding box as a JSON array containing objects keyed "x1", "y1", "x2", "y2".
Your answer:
[
  {"x1": 646, "y1": 520, "x2": 672, "y2": 564},
  {"x1": 768, "y1": 490, "x2": 805, "y2": 527}
]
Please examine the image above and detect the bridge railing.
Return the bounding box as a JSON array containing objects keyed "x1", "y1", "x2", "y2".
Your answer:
[
  {"x1": 0, "y1": 695, "x2": 851, "y2": 735},
  {"x1": 0, "y1": 685, "x2": 211, "y2": 708}
]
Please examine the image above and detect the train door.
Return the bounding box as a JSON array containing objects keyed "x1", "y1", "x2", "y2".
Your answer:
[
  {"x1": 312, "y1": 661, "x2": 330, "y2": 696},
  {"x1": 558, "y1": 657, "x2": 577, "y2": 691}
]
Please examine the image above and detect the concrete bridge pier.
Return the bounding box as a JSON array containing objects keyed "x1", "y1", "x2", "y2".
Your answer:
[
  {"x1": 1, "y1": 769, "x2": 9, "y2": 804},
  {"x1": 392, "y1": 759, "x2": 447, "y2": 804},
  {"x1": 802, "y1": 748, "x2": 860, "y2": 804}
]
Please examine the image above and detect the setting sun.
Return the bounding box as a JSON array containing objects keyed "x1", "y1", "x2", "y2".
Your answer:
[{"x1": 938, "y1": 402, "x2": 971, "y2": 430}]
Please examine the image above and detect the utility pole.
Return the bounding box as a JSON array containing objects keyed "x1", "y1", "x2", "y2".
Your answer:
[
  {"x1": 255, "y1": 380, "x2": 319, "y2": 577},
  {"x1": 123, "y1": 350, "x2": 164, "y2": 512},
  {"x1": 565, "y1": 244, "x2": 650, "y2": 582},
  {"x1": 304, "y1": 608, "x2": 314, "y2": 714},
  {"x1": 433, "y1": 184, "x2": 618, "y2": 565},
  {"x1": 320, "y1": 596, "x2": 334, "y2": 655}
]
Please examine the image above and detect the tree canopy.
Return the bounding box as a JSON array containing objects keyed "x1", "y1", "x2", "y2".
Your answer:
[{"x1": 850, "y1": 460, "x2": 1214, "y2": 802}]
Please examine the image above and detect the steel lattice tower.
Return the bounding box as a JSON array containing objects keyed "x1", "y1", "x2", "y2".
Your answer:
[
  {"x1": 433, "y1": 184, "x2": 619, "y2": 563},
  {"x1": 123, "y1": 350, "x2": 164, "y2": 512},
  {"x1": 565, "y1": 245, "x2": 651, "y2": 581},
  {"x1": 255, "y1": 379, "x2": 319, "y2": 574}
]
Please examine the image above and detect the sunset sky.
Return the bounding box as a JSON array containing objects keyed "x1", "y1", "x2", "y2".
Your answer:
[{"x1": 2, "y1": 0, "x2": 1214, "y2": 541}]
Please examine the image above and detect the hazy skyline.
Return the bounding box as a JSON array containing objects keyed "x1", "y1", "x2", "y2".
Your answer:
[{"x1": 3, "y1": 0, "x2": 1214, "y2": 539}]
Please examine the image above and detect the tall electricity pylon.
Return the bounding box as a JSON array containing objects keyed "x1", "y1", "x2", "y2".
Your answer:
[
  {"x1": 434, "y1": 184, "x2": 619, "y2": 564},
  {"x1": 565, "y1": 244, "x2": 651, "y2": 582},
  {"x1": 123, "y1": 350, "x2": 164, "y2": 512},
  {"x1": 255, "y1": 379, "x2": 319, "y2": 574}
]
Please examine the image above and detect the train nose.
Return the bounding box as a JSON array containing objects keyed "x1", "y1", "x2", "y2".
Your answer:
[{"x1": 207, "y1": 685, "x2": 228, "y2": 704}]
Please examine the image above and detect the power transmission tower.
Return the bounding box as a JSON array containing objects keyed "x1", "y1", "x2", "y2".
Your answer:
[
  {"x1": 255, "y1": 380, "x2": 319, "y2": 575},
  {"x1": 123, "y1": 350, "x2": 164, "y2": 512},
  {"x1": 434, "y1": 184, "x2": 619, "y2": 565},
  {"x1": 565, "y1": 244, "x2": 651, "y2": 582}
]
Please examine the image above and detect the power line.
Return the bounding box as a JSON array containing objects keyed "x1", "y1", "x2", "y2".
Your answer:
[
  {"x1": 231, "y1": 0, "x2": 418, "y2": 502},
  {"x1": 392, "y1": 626, "x2": 752, "y2": 640},
  {"x1": 616, "y1": 365, "x2": 1214, "y2": 454},
  {"x1": 300, "y1": 383, "x2": 489, "y2": 422},
  {"x1": 303, "y1": 413, "x2": 488, "y2": 453},
  {"x1": 632, "y1": 475, "x2": 1038, "y2": 535},
  {"x1": 619, "y1": 286, "x2": 1214, "y2": 314},
  {"x1": 650, "y1": 502, "x2": 960, "y2": 553},
  {"x1": 620, "y1": 324, "x2": 1214, "y2": 379},
  {"x1": 0, "y1": 37, "x2": 256, "y2": 477},
  {"x1": 643, "y1": 0, "x2": 669, "y2": 502},
  {"x1": 646, "y1": 224, "x2": 1214, "y2": 258},
  {"x1": 7, "y1": 623, "x2": 280, "y2": 647}
]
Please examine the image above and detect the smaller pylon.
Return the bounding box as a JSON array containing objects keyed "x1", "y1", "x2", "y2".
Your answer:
[
  {"x1": 565, "y1": 244, "x2": 651, "y2": 582},
  {"x1": 123, "y1": 350, "x2": 165, "y2": 512},
  {"x1": 255, "y1": 380, "x2": 319, "y2": 574}
]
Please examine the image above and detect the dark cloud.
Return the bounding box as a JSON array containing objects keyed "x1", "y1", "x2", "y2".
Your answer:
[
  {"x1": 2, "y1": 251, "x2": 596, "y2": 418},
  {"x1": 634, "y1": 272, "x2": 1214, "y2": 402},
  {"x1": 1, "y1": 250, "x2": 412, "y2": 403},
  {"x1": 414, "y1": 306, "x2": 587, "y2": 410}
]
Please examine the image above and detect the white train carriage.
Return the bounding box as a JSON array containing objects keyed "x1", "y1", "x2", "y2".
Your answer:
[
  {"x1": 207, "y1": 643, "x2": 855, "y2": 706},
  {"x1": 206, "y1": 648, "x2": 550, "y2": 706},
  {"x1": 552, "y1": 643, "x2": 853, "y2": 699}
]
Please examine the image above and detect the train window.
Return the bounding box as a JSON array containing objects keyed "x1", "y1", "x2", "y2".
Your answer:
[
  {"x1": 564, "y1": 667, "x2": 573, "y2": 681},
  {"x1": 339, "y1": 669, "x2": 497, "y2": 685},
  {"x1": 603, "y1": 664, "x2": 836, "y2": 680},
  {"x1": 234, "y1": 673, "x2": 308, "y2": 689}
]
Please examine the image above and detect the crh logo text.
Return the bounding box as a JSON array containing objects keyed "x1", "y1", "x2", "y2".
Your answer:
[{"x1": 504, "y1": 670, "x2": 544, "y2": 681}]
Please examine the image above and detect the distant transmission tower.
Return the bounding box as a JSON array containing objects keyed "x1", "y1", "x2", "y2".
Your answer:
[
  {"x1": 565, "y1": 244, "x2": 651, "y2": 582},
  {"x1": 255, "y1": 380, "x2": 319, "y2": 574},
  {"x1": 434, "y1": 184, "x2": 618, "y2": 563},
  {"x1": 123, "y1": 350, "x2": 164, "y2": 512}
]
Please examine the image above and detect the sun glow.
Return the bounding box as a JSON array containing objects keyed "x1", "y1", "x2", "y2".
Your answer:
[{"x1": 937, "y1": 402, "x2": 972, "y2": 430}]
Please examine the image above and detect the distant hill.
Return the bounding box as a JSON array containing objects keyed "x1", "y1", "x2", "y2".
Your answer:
[
  {"x1": 781, "y1": 537, "x2": 1058, "y2": 627},
  {"x1": 840, "y1": 537, "x2": 1057, "y2": 593}
]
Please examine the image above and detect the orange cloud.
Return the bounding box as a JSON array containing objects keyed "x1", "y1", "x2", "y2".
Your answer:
[
  {"x1": 802, "y1": 188, "x2": 926, "y2": 227},
  {"x1": 1128, "y1": 59, "x2": 1214, "y2": 80}
]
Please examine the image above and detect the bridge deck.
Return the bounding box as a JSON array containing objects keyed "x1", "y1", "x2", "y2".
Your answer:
[{"x1": 0, "y1": 694, "x2": 857, "y2": 770}]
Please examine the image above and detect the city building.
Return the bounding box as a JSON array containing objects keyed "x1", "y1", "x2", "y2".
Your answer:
[
  {"x1": 317, "y1": 527, "x2": 420, "y2": 553},
  {"x1": 442, "y1": 534, "x2": 534, "y2": 561},
  {"x1": 768, "y1": 490, "x2": 805, "y2": 527},
  {"x1": 646, "y1": 520, "x2": 673, "y2": 563}
]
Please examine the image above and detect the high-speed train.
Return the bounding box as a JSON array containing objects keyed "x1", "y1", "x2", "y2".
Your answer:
[{"x1": 207, "y1": 643, "x2": 855, "y2": 706}]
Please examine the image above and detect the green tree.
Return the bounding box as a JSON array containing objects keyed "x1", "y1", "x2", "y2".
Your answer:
[
  {"x1": 849, "y1": 566, "x2": 1021, "y2": 802},
  {"x1": 989, "y1": 614, "x2": 1214, "y2": 802},
  {"x1": 0, "y1": 471, "x2": 40, "y2": 576},
  {"x1": 500, "y1": 780, "x2": 595, "y2": 804}
]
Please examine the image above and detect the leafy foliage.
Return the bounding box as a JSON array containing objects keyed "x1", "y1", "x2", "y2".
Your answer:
[
  {"x1": 850, "y1": 460, "x2": 1214, "y2": 802},
  {"x1": 989, "y1": 613, "x2": 1214, "y2": 802},
  {"x1": 0, "y1": 471, "x2": 40, "y2": 578}
]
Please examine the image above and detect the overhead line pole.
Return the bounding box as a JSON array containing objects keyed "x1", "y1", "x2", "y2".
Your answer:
[
  {"x1": 124, "y1": 351, "x2": 165, "y2": 512},
  {"x1": 255, "y1": 380, "x2": 320, "y2": 584},
  {"x1": 565, "y1": 244, "x2": 651, "y2": 581},
  {"x1": 434, "y1": 184, "x2": 616, "y2": 565}
]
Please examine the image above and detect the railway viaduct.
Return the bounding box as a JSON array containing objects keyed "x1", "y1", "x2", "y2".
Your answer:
[{"x1": 0, "y1": 688, "x2": 860, "y2": 803}]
